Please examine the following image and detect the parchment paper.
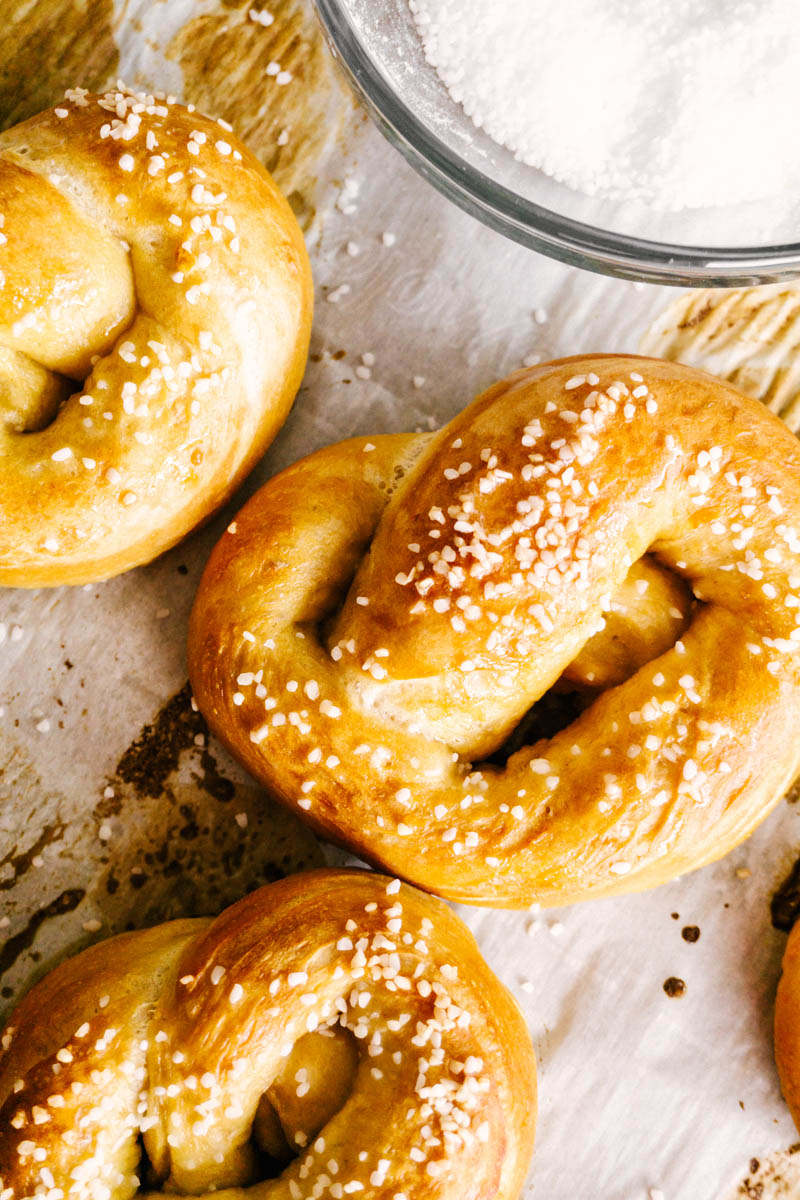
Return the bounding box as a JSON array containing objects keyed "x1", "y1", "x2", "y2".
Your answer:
[{"x1": 2, "y1": 3, "x2": 799, "y2": 1197}]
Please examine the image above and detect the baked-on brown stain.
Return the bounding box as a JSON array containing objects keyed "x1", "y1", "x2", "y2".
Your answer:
[
  {"x1": 0, "y1": 0, "x2": 118, "y2": 131},
  {"x1": 113, "y1": 681, "x2": 239, "y2": 806},
  {"x1": 0, "y1": 888, "x2": 85, "y2": 979},
  {"x1": 0, "y1": 821, "x2": 66, "y2": 892},
  {"x1": 772, "y1": 856, "x2": 800, "y2": 932},
  {"x1": 93, "y1": 683, "x2": 326, "y2": 928},
  {"x1": 681, "y1": 925, "x2": 700, "y2": 943},
  {"x1": 114, "y1": 681, "x2": 207, "y2": 800},
  {"x1": 677, "y1": 301, "x2": 713, "y2": 331},
  {"x1": 169, "y1": 0, "x2": 354, "y2": 229},
  {"x1": 0, "y1": 684, "x2": 324, "y2": 1012},
  {"x1": 663, "y1": 977, "x2": 686, "y2": 997},
  {"x1": 734, "y1": 1143, "x2": 800, "y2": 1199}
]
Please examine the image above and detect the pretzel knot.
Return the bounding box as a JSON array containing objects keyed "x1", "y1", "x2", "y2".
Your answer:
[
  {"x1": 0, "y1": 870, "x2": 535, "y2": 1200},
  {"x1": 0, "y1": 86, "x2": 311, "y2": 587},
  {"x1": 189, "y1": 355, "x2": 800, "y2": 906}
]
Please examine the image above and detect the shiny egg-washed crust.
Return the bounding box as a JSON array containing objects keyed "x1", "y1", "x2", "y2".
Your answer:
[
  {"x1": 0, "y1": 869, "x2": 536, "y2": 1199},
  {"x1": 189, "y1": 355, "x2": 800, "y2": 907},
  {"x1": 776, "y1": 920, "x2": 800, "y2": 1134},
  {"x1": 0, "y1": 85, "x2": 312, "y2": 586}
]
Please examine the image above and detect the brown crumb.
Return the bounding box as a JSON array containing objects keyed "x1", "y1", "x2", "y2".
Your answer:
[{"x1": 663, "y1": 976, "x2": 686, "y2": 998}]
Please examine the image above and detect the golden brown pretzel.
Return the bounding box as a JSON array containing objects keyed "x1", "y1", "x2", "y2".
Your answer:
[
  {"x1": 0, "y1": 869, "x2": 535, "y2": 1199},
  {"x1": 0, "y1": 85, "x2": 312, "y2": 586},
  {"x1": 188, "y1": 355, "x2": 800, "y2": 907}
]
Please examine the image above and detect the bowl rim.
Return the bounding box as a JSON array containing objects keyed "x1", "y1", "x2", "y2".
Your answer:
[{"x1": 313, "y1": 0, "x2": 800, "y2": 287}]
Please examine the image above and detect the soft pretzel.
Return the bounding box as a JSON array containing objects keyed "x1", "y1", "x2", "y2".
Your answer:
[
  {"x1": 0, "y1": 869, "x2": 535, "y2": 1200},
  {"x1": 0, "y1": 84, "x2": 312, "y2": 586},
  {"x1": 776, "y1": 920, "x2": 800, "y2": 1133},
  {"x1": 188, "y1": 355, "x2": 800, "y2": 907}
]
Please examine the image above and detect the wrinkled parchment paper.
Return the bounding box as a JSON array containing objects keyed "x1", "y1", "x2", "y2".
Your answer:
[{"x1": 2, "y1": 3, "x2": 800, "y2": 1197}]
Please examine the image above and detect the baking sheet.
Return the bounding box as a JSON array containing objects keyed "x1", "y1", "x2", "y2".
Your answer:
[{"x1": 2, "y1": 3, "x2": 800, "y2": 1197}]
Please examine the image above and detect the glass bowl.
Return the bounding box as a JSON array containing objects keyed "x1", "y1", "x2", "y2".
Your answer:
[{"x1": 313, "y1": 0, "x2": 800, "y2": 286}]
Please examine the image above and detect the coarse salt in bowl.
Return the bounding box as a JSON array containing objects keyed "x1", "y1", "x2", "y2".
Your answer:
[{"x1": 313, "y1": 0, "x2": 800, "y2": 285}]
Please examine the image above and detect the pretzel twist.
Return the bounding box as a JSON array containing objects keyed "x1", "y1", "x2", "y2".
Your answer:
[
  {"x1": 0, "y1": 870, "x2": 535, "y2": 1199},
  {"x1": 189, "y1": 355, "x2": 800, "y2": 906},
  {"x1": 0, "y1": 86, "x2": 312, "y2": 586}
]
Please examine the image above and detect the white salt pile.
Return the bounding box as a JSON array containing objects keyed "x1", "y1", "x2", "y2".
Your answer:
[{"x1": 409, "y1": 0, "x2": 800, "y2": 211}]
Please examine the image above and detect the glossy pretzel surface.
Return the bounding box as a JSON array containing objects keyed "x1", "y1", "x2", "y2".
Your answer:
[{"x1": 189, "y1": 356, "x2": 800, "y2": 905}]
